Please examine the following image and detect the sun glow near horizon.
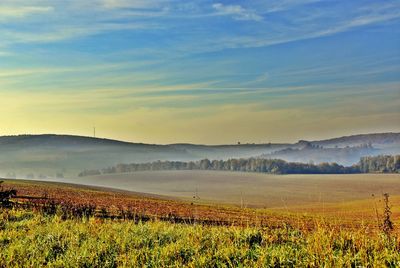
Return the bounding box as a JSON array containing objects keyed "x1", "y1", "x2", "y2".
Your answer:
[{"x1": 1, "y1": 0, "x2": 399, "y2": 144}]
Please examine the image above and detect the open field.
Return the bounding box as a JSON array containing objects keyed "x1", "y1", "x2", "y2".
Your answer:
[
  {"x1": 1, "y1": 209, "x2": 399, "y2": 267},
  {"x1": 2, "y1": 178, "x2": 400, "y2": 228},
  {"x1": 1, "y1": 179, "x2": 400, "y2": 267},
  {"x1": 1, "y1": 178, "x2": 400, "y2": 266},
  {"x1": 67, "y1": 171, "x2": 400, "y2": 208},
  {"x1": 0, "y1": 179, "x2": 296, "y2": 228}
]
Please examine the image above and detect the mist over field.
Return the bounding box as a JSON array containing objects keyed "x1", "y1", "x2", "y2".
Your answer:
[{"x1": 66, "y1": 171, "x2": 400, "y2": 208}]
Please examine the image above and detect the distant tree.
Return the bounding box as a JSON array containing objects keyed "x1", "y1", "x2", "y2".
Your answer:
[
  {"x1": 78, "y1": 169, "x2": 101, "y2": 177},
  {"x1": 199, "y1": 159, "x2": 211, "y2": 170}
]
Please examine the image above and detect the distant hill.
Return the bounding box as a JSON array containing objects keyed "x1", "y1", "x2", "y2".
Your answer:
[
  {"x1": 262, "y1": 144, "x2": 378, "y2": 166},
  {"x1": 0, "y1": 134, "x2": 151, "y2": 147},
  {"x1": 261, "y1": 133, "x2": 400, "y2": 165},
  {"x1": 0, "y1": 133, "x2": 399, "y2": 178},
  {"x1": 310, "y1": 132, "x2": 400, "y2": 148}
]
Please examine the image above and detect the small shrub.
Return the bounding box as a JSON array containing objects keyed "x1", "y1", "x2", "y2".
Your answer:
[{"x1": 382, "y1": 193, "x2": 394, "y2": 237}]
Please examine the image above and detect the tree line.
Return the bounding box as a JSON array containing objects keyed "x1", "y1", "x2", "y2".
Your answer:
[
  {"x1": 78, "y1": 155, "x2": 399, "y2": 177},
  {"x1": 359, "y1": 155, "x2": 400, "y2": 173}
]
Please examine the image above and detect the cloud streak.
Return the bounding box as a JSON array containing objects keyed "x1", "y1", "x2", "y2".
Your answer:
[
  {"x1": 0, "y1": 5, "x2": 53, "y2": 19},
  {"x1": 212, "y1": 3, "x2": 263, "y2": 21}
]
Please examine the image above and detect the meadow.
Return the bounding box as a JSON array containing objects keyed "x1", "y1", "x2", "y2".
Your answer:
[
  {"x1": 1, "y1": 179, "x2": 400, "y2": 267},
  {"x1": 1, "y1": 209, "x2": 399, "y2": 267}
]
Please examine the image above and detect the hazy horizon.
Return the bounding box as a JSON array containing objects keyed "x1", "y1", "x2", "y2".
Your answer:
[
  {"x1": 1, "y1": 0, "x2": 399, "y2": 144},
  {"x1": 1, "y1": 130, "x2": 400, "y2": 146}
]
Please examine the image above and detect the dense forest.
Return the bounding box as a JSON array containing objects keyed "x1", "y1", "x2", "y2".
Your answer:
[{"x1": 78, "y1": 155, "x2": 400, "y2": 177}]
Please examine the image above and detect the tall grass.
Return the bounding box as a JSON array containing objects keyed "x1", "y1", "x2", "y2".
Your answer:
[{"x1": 1, "y1": 208, "x2": 399, "y2": 267}]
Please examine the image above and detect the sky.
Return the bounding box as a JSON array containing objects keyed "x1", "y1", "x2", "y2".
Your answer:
[{"x1": 0, "y1": 0, "x2": 399, "y2": 144}]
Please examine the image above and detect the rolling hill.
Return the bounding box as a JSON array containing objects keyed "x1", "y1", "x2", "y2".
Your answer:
[{"x1": 0, "y1": 133, "x2": 399, "y2": 178}]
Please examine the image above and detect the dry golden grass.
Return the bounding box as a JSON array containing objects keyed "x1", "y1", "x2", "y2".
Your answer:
[
  {"x1": 71, "y1": 171, "x2": 400, "y2": 208},
  {"x1": 1, "y1": 179, "x2": 400, "y2": 267},
  {"x1": 3, "y1": 179, "x2": 399, "y2": 231}
]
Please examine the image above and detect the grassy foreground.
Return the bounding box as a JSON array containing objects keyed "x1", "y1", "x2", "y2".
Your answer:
[{"x1": 1, "y1": 208, "x2": 399, "y2": 267}]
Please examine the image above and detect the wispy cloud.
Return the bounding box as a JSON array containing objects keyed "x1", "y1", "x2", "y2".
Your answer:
[
  {"x1": 0, "y1": 0, "x2": 167, "y2": 46},
  {"x1": 315, "y1": 11, "x2": 400, "y2": 37},
  {"x1": 1, "y1": 0, "x2": 399, "y2": 52},
  {"x1": 1, "y1": 22, "x2": 161, "y2": 45},
  {"x1": 0, "y1": 5, "x2": 53, "y2": 19},
  {"x1": 184, "y1": 3, "x2": 400, "y2": 54},
  {"x1": 212, "y1": 3, "x2": 263, "y2": 21},
  {"x1": 0, "y1": 62, "x2": 130, "y2": 79},
  {"x1": 0, "y1": 50, "x2": 12, "y2": 57},
  {"x1": 252, "y1": 0, "x2": 323, "y2": 13},
  {"x1": 101, "y1": 0, "x2": 166, "y2": 9}
]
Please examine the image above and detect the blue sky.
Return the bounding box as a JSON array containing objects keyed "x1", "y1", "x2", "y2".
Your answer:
[{"x1": 0, "y1": 0, "x2": 399, "y2": 144}]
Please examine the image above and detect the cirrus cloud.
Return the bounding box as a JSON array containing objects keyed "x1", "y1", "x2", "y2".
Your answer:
[
  {"x1": 212, "y1": 3, "x2": 263, "y2": 22},
  {"x1": 0, "y1": 5, "x2": 53, "y2": 19}
]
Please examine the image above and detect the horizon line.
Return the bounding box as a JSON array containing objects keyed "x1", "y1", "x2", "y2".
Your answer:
[{"x1": 0, "y1": 131, "x2": 399, "y2": 146}]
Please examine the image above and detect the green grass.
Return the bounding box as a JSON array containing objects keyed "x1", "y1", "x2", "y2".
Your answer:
[{"x1": 1, "y1": 208, "x2": 399, "y2": 267}]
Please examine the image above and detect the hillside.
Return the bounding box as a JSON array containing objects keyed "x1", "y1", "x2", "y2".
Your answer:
[
  {"x1": 0, "y1": 133, "x2": 399, "y2": 178},
  {"x1": 311, "y1": 132, "x2": 400, "y2": 148},
  {"x1": 285, "y1": 133, "x2": 400, "y2": 164}
]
